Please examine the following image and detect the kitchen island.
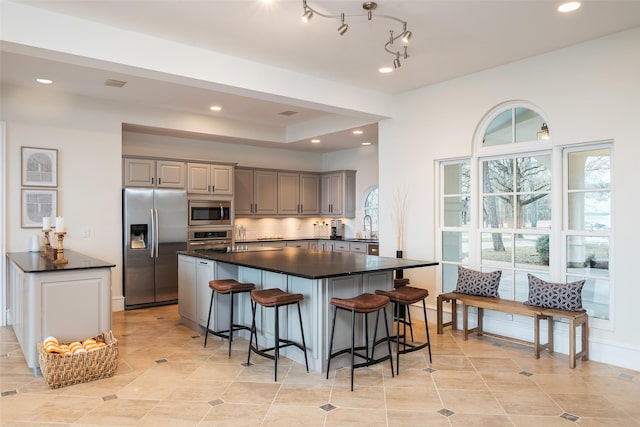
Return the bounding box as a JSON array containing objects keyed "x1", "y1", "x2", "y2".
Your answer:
[
  {"x1": 6, "y1": 251, "x2": 115, "y2": 372},
  {"x1": 178, "y1": 247, "x2": 437, "y2": 372}
]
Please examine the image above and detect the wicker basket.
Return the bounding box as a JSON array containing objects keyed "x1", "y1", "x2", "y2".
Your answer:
[{"x1": 38, "y1": 331, "x2": 118, "y2": 389}]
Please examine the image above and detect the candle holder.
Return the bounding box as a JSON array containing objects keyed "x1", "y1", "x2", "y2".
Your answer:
[
  {"x1": 53, "y1": 232, "x2": 68, "y2": 265},
  {"x1": 42, "y1": 229, "x2": 53, "y2": 258}
]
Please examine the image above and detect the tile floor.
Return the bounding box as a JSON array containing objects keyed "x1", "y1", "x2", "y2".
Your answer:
[{"x1": 1, "y1": 304, "x2": 639, "y2": 426}]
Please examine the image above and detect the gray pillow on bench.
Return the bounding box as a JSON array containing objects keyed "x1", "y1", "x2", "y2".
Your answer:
[
  {"x1": 525, "y1": 274, "x2": 585, "y2": 312},
  {"x1": 455, "y1": 266, "x2": 501, "y2": 297}
]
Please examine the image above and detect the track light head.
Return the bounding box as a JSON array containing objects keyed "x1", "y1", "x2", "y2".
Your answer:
[
  {"x1": 337, "y1": 13, "x2": 349, "y2": 35},
  {"x1": 402, "y1": 30, "x2": 412, "y2": 44},
  {"x1": 393, "y1": 53, "x2": 401, "y2": 69},
  {"x1": 302, "y1": 8, "x2": 313, "y2": 23}
]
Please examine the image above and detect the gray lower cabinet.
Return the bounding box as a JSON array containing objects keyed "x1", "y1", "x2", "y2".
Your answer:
[
  {"x1": 178, "y1": 255, "x2": 216, "y2": 327},
  {"x1": 285, "y1": 240, "x2": 310, "y2": 249},
  {"x1": 178, "y1": 255, "x2": 197, "y2": 323}
]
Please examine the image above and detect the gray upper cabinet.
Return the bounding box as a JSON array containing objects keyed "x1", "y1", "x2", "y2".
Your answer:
[
  {"x1": 124, "y1": 158, "x2": 186, "y2": 188},
  {"x1": 278, "y1": 172, "x2": 320, "y2": 215},
  {"x1": 187, "y1": 163, "x2": 233, "y2": 195},
  {"x1": 235, "y1": 168, "x2": 278, "y2": 216},
  {"x1": 321, "y1": 170, "x2": 356, "y2": 218}
]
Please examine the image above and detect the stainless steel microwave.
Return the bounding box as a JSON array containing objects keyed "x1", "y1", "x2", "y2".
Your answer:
[{"x1": 188, "y1": 199, "x2": 231, "y2": 226}]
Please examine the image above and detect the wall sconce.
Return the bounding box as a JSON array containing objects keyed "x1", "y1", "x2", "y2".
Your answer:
[{"x1": 537, "y1": 123, "x2": 550, "y2": 140}]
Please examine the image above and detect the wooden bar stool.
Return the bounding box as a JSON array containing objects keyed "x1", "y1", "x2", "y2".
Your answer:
[
  {"x1": 375, "y1": 286, "x2": 432, "y2": 374},
  {"x1": 204, "y1": 279, "x2": 255, "y2": 357},
  {"x1": 326, "y1": 293, "x2": 394, "y2": 391},
  {"x1": 246, "y1": 288, "x2": 309, "y2": 382}
]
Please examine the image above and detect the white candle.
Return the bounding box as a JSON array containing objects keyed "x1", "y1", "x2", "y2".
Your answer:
[
  {"x1": 55, "y1": 216, "x2": 65, "y2": 233},
  {"x1": 42, "y1": 216, "x2": 51, "y2": 230}
]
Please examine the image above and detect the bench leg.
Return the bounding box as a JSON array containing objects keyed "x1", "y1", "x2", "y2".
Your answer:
[
  {"x1": 548, "y1": 316, "x2": 554, "y2": 354},
  {"x1": 582, "y1": 316, "x2": 589, "y2": 362},
  {"x1": 437, "y1": 296, "x2": 458, "y2": 334},
  {"x1": 534, "y1": 314, "x2": 541, "y2": 359},
  {"x1": 462, "y1": 304, "x2": 469, "y2": 340},
  {"x1": 437, "y1": 296, "x2": 444, "y2": 334},
  {"x1": 570, "y1": 319, "x2": 576, "y2": 368},
  {"x1": 451, "y1": 299, "x2": 457, "y2": 330},
  {"x1": 477, "y1": 307, "x2": 483, "y2": 336}
]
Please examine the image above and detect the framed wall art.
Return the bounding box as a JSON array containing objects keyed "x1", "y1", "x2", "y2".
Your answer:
[
  {"x1": 21, "y1": 146, "x2": 58, "y2": 187},
  {"x1": 21, "y1": 189, "x2": 57, "y2": 228}
]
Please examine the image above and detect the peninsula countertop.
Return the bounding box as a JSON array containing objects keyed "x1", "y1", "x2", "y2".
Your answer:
[
  {"x1": 179, "y1": 247, "x2": 438, "y2": 279},
  {"x1": 7, "y1": 250, "x2": 115, "y2": 273}
]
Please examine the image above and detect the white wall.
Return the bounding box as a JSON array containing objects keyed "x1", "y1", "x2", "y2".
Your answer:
[
  {"x1": 378, "y1": 28, "x2": 640, "y2": 370},
  {"x1": 322, "y1": 145, "x2": 379, "y2": 238},
  {"x1": 123, "y1": 131, "x2": 323, "y2": 171}
]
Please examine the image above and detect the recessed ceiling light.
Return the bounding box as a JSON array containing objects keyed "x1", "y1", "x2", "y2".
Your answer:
[
  {"x1": 558, "y1": 2, "x2": 581, "y2": 12},
  {"x1": 353, "y1": 130, "x2": 363, "y2": 135},
  {"x1": 379, "y1": 67, "x2": 393, "y2": 74},
  {"x1": 311, "y1": 139, "x2": 320, "y2": 143},
  {"x1": 362, "y1": 142, "x2": 372, "y2": 146},
  {"x1": 209, "y1": 106, "x2": 222, "y2": 111},
  {"x1": 36, "y1": 78, "x2": 53, "y2": 84},
  {"x1": 105, "y1": 79, "x2": 127, "y2": 87}
]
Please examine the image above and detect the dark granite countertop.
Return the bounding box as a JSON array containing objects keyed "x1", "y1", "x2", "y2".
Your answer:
[
  {"x1": 240, "y1": 237, "x2": 379, "y2": 244},
  {"x1": 7, "y1": 250, "x2": 116, "y2": 273},
  {"x1": 179, "y1": 247, "x2": 437, "y2": 279}
]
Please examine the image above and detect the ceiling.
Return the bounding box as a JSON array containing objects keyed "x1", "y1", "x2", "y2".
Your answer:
[{"x1": 2, "y1": 0, "x2": 640, "y2": 152}]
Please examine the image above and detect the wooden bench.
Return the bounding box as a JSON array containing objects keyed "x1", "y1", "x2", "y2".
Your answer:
[{"x1": 437, "y1": 292, "x2": 589, "y2": 368}]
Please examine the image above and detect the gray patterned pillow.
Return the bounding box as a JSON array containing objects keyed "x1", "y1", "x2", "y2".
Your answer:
[
  {"x1": 454, "y1": 266, "x2": 501, "y2": 297},
  {"x1": 525, "y1": 274, "x2": 585, "y2": 312}
]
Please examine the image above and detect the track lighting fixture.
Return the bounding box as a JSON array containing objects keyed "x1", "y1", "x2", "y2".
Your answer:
[{"x1": 301, "y1": 1, "x2": 413, "y2": 71}]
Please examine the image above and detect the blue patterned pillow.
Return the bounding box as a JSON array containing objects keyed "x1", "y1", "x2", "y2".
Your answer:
[
  {"x1": 525, "y1": 274, "x2": 585, "y2": 312},
  {"x1": 455, "y1": 266, "x2": 501, "y2": 297}
]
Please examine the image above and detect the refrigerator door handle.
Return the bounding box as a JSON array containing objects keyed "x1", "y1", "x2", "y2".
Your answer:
[
  {"x1": 150, "y1": 208, "x2": 156, "y2": 258},
  {"x1": 154, "y1": 208, "x2": 160, "y2": 257}
]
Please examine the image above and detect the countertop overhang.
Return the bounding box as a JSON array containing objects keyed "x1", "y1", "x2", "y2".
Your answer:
[
  {"x1": 180, "y1": 247, "x2": 437, "y2": 279},
  {"x1": 7, "y1": 250, "x2": 116, "y2": 273}
]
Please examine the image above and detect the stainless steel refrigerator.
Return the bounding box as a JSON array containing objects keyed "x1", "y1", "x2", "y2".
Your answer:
[{"x1": 123, "y1": 188, "x2": 187, "y2": 309}]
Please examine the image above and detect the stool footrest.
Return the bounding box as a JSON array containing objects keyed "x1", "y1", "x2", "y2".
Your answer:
[
  {"x1": 207, "y1": 324, "x2": 251, "y2": 341},
  {"x1": 328, "y1": 345, "x2": 392, "y2": 369},
  {"x1": 249, "y1": 339, "x2": 306, "y2": 361}
]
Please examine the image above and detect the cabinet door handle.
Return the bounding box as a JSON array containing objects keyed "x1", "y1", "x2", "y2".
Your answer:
[
  {"x1": 158, "y1": 177, "x2": 162, "y2": 185},
  {"x1": 300, "y1": 204, "x2": 303, "y2": 213},
  {"x1": 151, "y1": 177, "x2": 154, "y2": 185},
  {"x1": 212, "y1": 185, "x2": 215, "y2": 193}
]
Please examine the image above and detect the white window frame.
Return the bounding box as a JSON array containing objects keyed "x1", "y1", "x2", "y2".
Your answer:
[{"x1": 436, "y1": 101, "x2": 613, "y2": 328}]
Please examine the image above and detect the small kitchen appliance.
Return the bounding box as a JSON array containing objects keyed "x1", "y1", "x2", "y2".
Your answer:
[{"x1": 330, "y1": 219, "x2": 343, "y2": 239}]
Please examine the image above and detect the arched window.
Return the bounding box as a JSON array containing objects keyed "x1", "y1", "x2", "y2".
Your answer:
[
  {"x1": 364, "y1": 186, "x2": 378, "y2": 237},
  {"x1": 438, "y1": 101, "x2": 612, "y2": 324}
]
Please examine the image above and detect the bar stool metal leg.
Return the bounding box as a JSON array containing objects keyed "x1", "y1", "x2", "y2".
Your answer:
[{"x1": 204, "y1": 289, "x2": 215, "y2": 348}]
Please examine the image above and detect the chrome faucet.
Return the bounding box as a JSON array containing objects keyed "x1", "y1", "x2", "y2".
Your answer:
[{"x1": 363, "y1": 215, "x2": 372, "y2": 238}]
